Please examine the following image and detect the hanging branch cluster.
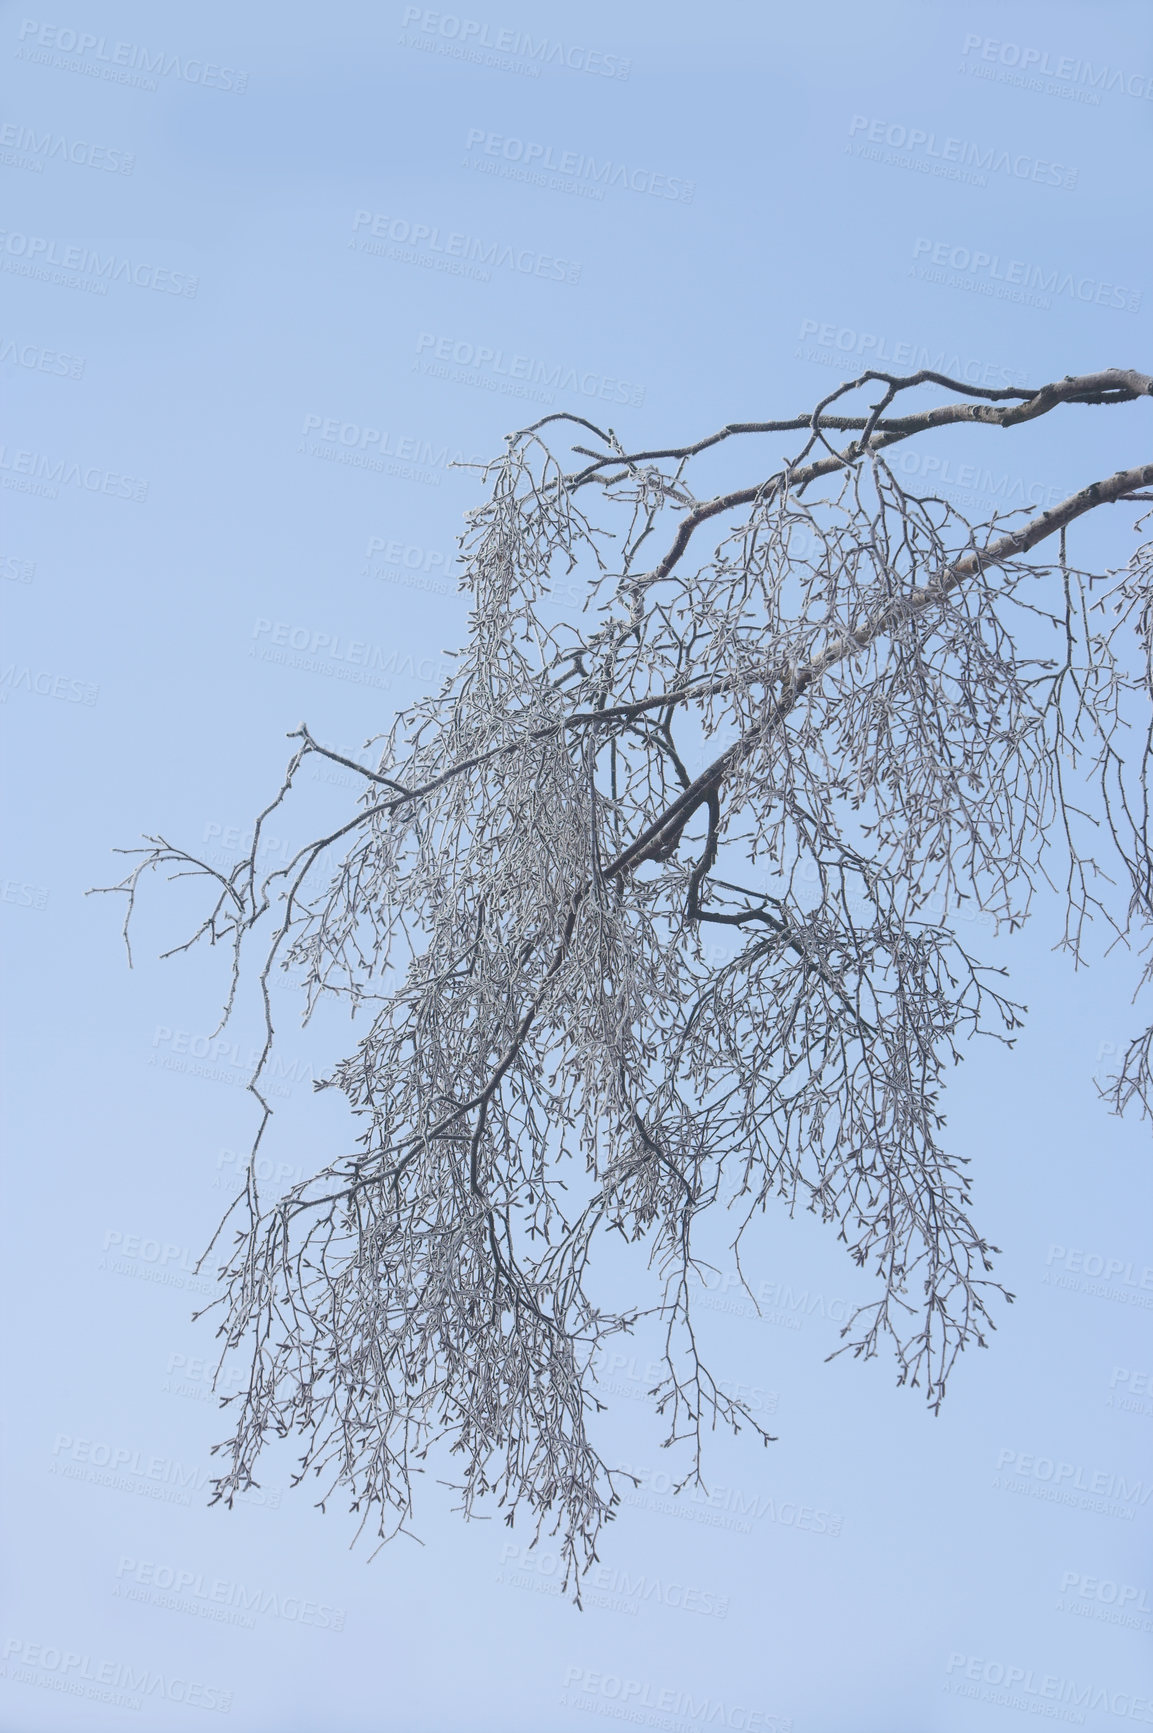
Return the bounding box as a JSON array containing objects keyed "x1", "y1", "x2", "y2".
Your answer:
[{"x1": 98, "y1": 367, "x2": 1153, "y2": 1596}]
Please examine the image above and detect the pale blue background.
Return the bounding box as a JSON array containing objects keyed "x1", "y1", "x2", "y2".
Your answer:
[{"x1": 2, "y1": 1, "x2": 1151, "y2": 1728}]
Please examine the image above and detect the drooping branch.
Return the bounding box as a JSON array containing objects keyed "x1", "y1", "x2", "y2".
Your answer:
[{"x1": 94, "y1": 368, "x2": 1153, "y2": 1600}]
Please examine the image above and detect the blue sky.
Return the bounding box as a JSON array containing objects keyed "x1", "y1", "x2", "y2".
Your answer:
[{"x1": 2, "y1": 1, "x2": 1151, "y2": 1728}]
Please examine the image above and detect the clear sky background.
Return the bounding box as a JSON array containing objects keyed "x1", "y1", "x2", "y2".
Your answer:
[{"x1": 2, "y1": 1, "x2": 1152, "y2": 1728}]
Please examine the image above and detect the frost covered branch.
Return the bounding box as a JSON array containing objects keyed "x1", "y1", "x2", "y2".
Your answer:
[{"x1": 97, "y1": 367, "x2": 1153, "y2": 1597}]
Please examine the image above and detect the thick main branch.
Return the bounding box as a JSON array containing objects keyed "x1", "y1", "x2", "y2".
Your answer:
[{"x1": 611, "y1": 460, "x2": 1153, "y2": 875}]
